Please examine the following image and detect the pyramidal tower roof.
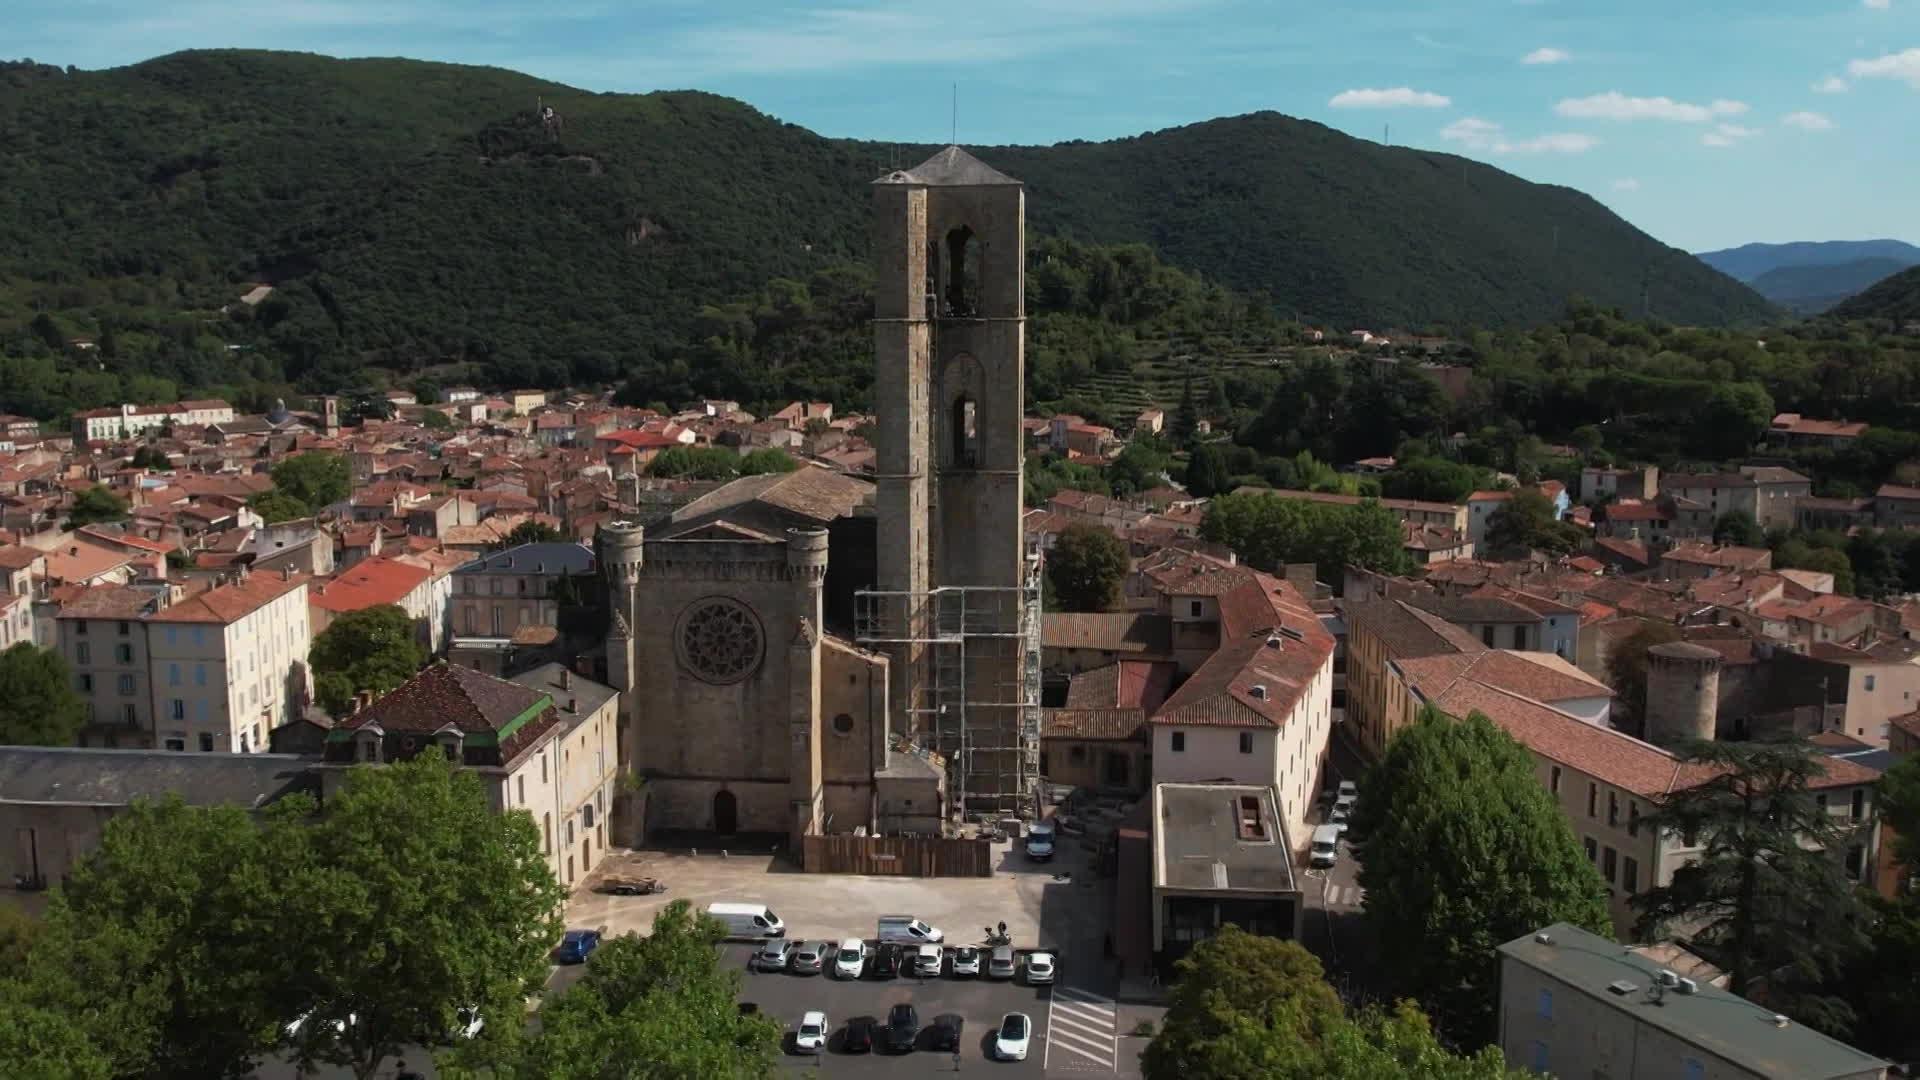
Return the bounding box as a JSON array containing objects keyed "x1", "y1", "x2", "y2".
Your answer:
[{"x1": 874, "y1": 145, "x2": 1022, "y2": 187}]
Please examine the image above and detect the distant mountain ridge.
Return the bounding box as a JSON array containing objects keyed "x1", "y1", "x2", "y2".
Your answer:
[
  {"x1": 1696, "y1": 239, "x2": 1920, "y2": 282},
  {"x1": 1831, "y1": 265, "x2": 1920, "y2": 324},
  {"x1": 0, "y1": 49, "x2": 1776, "y2": 394},
  {"x1": 1747, "y1": 257, "x2": 1916, "y2": 315}
]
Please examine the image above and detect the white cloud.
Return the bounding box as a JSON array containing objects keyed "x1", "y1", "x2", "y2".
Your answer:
[
  {"x1": 1848, "y1": 47, "x2": 1920, "y2": 88},
  {"x1": 1522, "y1": 47, "x2": 1570, "y2": 65},
  {"x1": 1782, "y1": 110, "x2": 1833, "y2": 130},
  {"x1": 1611, "y1": 178, "x2": 1641, "y2": 191},
  {"x1": 1329, "y1": 87, "x2": 1452, "y2": 108},
  {"x1": 1701, "y1": 122, "x2": 1760, "y2": 147},
  {"x1": 1863, "y1": 0, "x2": 1891, "y2": 10},
  {"x1": 1812, "y1": 75, "x2": 1849, "y2": 93},
  {"x1": 1440, "y1": 115, "x2": 1598, "y2": 154},
  {"x1": 1554, "y1": 91, "x2": 1749, "y2": 122}
]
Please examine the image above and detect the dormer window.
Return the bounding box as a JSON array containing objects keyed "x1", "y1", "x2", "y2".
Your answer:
[
  {"x1": 356, "y1": 729, "x2": 383, "y2": 764},
  {"x1": 436, "y1": 728, "x2": 465, "y2": 762}
]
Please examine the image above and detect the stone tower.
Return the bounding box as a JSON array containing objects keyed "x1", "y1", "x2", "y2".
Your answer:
[
  {"x1": 1644, "y1": 640, "x2": 1721, "y2": 747},
  {"x1": 596, "y1": 520, "x2": 645, "y2": 842},
  {"x1": 869, "y1": 147, "x2": 1036, "y2": 816}
]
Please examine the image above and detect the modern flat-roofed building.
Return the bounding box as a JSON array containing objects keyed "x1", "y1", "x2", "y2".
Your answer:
[
  {"x1": 1151, "y1": 782, "x2": 1302, "y2": 968},
  {"x1": 1498, "y1": 921, "x2": 1888, "y2": 1080}
]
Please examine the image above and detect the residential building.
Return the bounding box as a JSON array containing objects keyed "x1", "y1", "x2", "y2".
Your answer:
[
  {"x1": 1466, "y1": 490, "x2": 1512, "y2": 548},
  {"x1": 1796, "y1": 496, "x2": 1875, "y2": 533},
  {"x1": 1039, "y1": 659, "x2": 1172, "y2": 796},
  {"x1": 322, "y1": 662, "x2": 617, "y2": 889},
  {"x1": 55, "y1": 585, "x2": 165, "y2": 748},
  {"x1": 70, "y1": 399, "x2": 235, "y2": 442},
  {"x1": 1659, "y1": 467, "x2": 1810, "y2": 531},
  {"x1": 0, "y1": 747, "x2": 315, "y2": 889},
  {"x1": 450, "y1": 541, "x2": 596, "y2": 651},
  {"x1": 1343, "y1": 596, "x2": 1487, "y2": 761},
  {"x1": 0, "y1": 414, "x2": 40, "y2": 442},
  {"x1": 1150, "y1": 782, "x2": 1302, "y2": 967},
  {"x1": 1498, "y1": 922, "x2": 1889, "y2": 1080},
  {"x1": 1658, "y1": 543, "x2": 1773, "y2": 581},
  {"x1": 1768, "y1": 412, "x2": 1867, "y2": 449},
  {"x1": 1582, "y1": 464, "x2": 1660, "y2": 503},
  {"x1": 146, "y1": 571, "x2": 312, "y2": 754},
  {"x1": 308, "y1": 556, "x2": 441, "y2": 653},
  {"x1": 508, "y1": 390, "x2": 547, "y2": 415},
  {"x1": 1874, "y1": 483, "x2": 1920, "y2": 529}
]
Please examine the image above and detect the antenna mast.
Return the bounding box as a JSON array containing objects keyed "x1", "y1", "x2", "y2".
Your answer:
[{"x1": 952, "y1": 83, "x2": 958, "y2": 145}]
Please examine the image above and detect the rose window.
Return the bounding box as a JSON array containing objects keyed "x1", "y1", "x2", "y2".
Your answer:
[{"x1": 677, "y1": 599, "x2": 764, "y2": 684}]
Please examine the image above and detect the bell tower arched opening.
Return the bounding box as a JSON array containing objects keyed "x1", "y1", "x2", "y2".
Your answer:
[
  {"x1": 951, "y1": 396, "x2": 978, "y2": 469},
  {"x1": 944, "y1": 225, "x2": 979, "y2": 317}
]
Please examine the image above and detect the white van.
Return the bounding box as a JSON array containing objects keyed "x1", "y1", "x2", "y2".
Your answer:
[
  {"x1": 706, "y1": 902, "x2": 786, "y2": 940},
  {"x1": 1308, "y1": 825, "x2": 1341, "y2": 869},
  {"x1": 876, "y1": 915, "x2": 945, "y2": 945},
  {"x1": 1025, "y1": 821, "x2": 1056, "y2": 861}
]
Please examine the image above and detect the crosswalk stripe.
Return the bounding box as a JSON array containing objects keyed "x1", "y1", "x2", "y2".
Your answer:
[
  {"x1": 1045, "y1": 986, "x2": 1119, "y2": 1070},
  {"x1": 1054, "y1": 987, "x2": 1118, "y2": 1012},
  {"x1": 1046, "y1": 1027, "x2": 1115, "y2": 1064},
  {"x1": 1054, "y1": 999, "x2": 1117, "y2": 1021},
  {"x1": 1049, "y1": 1011, "x2": 1114, "y2": 1040}
]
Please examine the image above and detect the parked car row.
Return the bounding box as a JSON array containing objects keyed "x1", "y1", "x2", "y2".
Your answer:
[
  {"x1": 758, "y1": 938, "x2": 1057, "y2": 984},
  {"x1": 1311, "y1": 780, "x2": 1360, "y2": 869},
  {"x1": 790, "y1": 1008, "x2": 1028, "y2": 1059}
]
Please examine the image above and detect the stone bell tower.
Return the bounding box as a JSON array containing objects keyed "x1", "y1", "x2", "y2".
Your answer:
[{"x1": 865, "y1": 147, "x2": 1039, "y2": 818}]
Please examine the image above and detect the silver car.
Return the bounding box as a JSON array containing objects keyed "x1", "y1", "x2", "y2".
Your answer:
[
  {"x1": 790, "y1": 940, "x2": 827, "y2": 974},
  {"x1": 756, "y1": 938, "x2": 797, "y2": 972},
  {"x1": 950, "y1": 945, "x2": 982, "y2": 977}
]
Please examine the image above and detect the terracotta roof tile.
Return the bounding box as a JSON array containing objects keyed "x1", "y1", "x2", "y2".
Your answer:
[{"x1": 148, "y1": 573, "x2": 307, "y2": 624}]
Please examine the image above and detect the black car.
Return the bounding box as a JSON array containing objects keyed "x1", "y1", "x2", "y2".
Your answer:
[
  {"x1": 843, "y1": 1015, "x2": 876, "y2": 1054},
  {"x1": 867, "y1": 942, "x2": 901, "y2": 980},
  {"x1": 928, "y1": 1013, "x2": 964, "y2": 1053},
  {"x1": 884, "y1": 1002, "x2": 919, "y2": 1053}
]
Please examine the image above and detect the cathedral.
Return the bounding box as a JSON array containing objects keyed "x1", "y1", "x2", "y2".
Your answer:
[{"x1": 602, "y1": 146, "x2": 1040, "y2": 847}]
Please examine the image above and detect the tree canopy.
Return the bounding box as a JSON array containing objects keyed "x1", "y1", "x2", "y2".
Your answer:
[
  {"x1": 308, "y1": 605, "x2": 426, "y2": 716},
  {"x1": 1202, "y1": 491, "x2": 1412, "y2": 583},
  {"x1": 1353, "y1": 707, "x2": 1612, "y2": 1046},
  {"x1": 66, "y1": 485, "x2": 128, "y2": 528},
  {"x1": 1047, "y1": 522, "x2": 1130, "y2": 612},
  {"x1": 494, "y1": 520, "x2": 566, "y2": 549},
  {"x1": 1483, "y1": 490, "x2": 1582, "y2": 558},
  {"x1": 270, "y1": 452, "x2": 349, "y2": 512},
  {"x1": 0, "y1": 643, "x2": 88, "y2": 747},
  {"x1": 1140, "y1": 926, "x2": 1518, "y2": 1080},
  {"x1": 1631, "y1": 737, "x2": 1871, "y2": 1034}
]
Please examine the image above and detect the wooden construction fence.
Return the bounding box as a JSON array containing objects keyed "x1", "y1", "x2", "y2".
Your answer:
[{"x1": 800, "y1": 833, "x2": 994, "y2": 877}]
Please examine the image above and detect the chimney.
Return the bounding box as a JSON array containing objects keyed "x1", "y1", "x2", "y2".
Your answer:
[
  {"x1": 567, "y1": 697, "x2": 578, "y2": 713},
  {"x1": 561, "y1": 668, "x2": 572, "y2": 690}
]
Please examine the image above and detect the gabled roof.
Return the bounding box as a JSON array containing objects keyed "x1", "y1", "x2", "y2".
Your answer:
[
  {"x1": 1399, "y1": 649, "x2": 1613, "y2": 706},
  {"x1": 309, "y1": 556, "x2": 432, "y2": 613},
  {"x1": 148, "y1": 573, "x2": 307, "y2": 624},
  {"x1": 338, "y1": 663, "x2": 562, "y2": 766},
  {"x1": 879, "y1": 145, "x2": 1022, "y2": 187}
]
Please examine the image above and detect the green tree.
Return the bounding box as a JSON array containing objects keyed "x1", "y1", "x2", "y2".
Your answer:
[
  {"x1": 1483, "y1": 490, "x2": 1581, "y2": 557},
  {"x1": 247, "y1": 489, "x2": 312, "y2": 524},
  {"x1": 738, "y1": 448, "x2": 798, "y2": 475},
  {"x1": 1602, "y1": 622, "x2": 1683, "y2": 736},
  {"x1": 308, "y1": 605, "x2": 425, "y2": 716},
  {"x1": 0, "y1": 981, "x2": 112, "y2": 1080},
  {"x1": 67, "y1": 484, "x2": 128, "y2": 527},
  {"x1": 1185, "y1": 443, "x2": 1229, "y2": 497},
  {"x1": 1839, "y1": 893, "x2": 1920, "y2": 1065},
  {"x1": 1140, "y1": 927, "x2": 1517, "y2": 1080},
  {"x1": 1380, "y1": 457, "x2": 1494, "y2": 504},
  {"x1": 0, "y1": 643, "x2": 88, "y2": 746},
  {"x1": 1047, "y1": 523, "x2": 1129, "y2": 612},
  {"x1": 493, "y1": 520, "x2": 566, "y2": 549},
  {"x1": 1354, "y1": 707, "x2": 1611, "y2": 1046},
  {"x1": 1109, "y1": 439, "x2": 1172, "y2": 497},
  {"x1": 418, "y1": 408, "x2": 454, "y2": 432},
  {"x1": 1632, "y1": 737, "x2": 1872, "y2": 1034},
  {"x1": 1879, "y1": 752, "x2": 1920, "y2": 872},
  {"x1": 464, "y1": 900, "x2": 779, "y2": 1080},
  {"x1": 25, "y1": 796, "x2": 316, "y2": 1078},
  {"x1": 1200, "y1": 492, "x2": 1412, "y2": 581},
  {"x1": 1776, "y1": 538, "x2": 1855, "y2": 595},
  {"x1": 270, "y1": 452, "x2": 350, "y2": 511},
  {"x1": 284, "y1": 755, "x2": 565, "y2": 1080},
  {"x1": 647, "y1": 445, "x2": 742, "y2": 479},
  {"x1": 1712, "y1": 510, "x2": 1764, "y2": 547},
  {"x1": 128, "y1": 444, "x2": 171, "y2": 470}
]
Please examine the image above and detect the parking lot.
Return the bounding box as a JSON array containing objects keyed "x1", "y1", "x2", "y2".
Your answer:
[{"x1": 731, "y1": 942, "x2": 1126, "y2": 1075}]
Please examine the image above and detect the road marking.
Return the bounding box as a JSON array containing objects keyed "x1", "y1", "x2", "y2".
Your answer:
[
  {"x1": 1044, "y1": 985, "x2": 1118, "y2": 1071},
  {"x1": 1325, "y1": 884, "x2": 1366, "y2": 908}
]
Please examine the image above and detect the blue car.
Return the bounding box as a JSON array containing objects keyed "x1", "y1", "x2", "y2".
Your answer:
[{"x1": 553, "y1": 929, "x2": 602, "y2": 965}]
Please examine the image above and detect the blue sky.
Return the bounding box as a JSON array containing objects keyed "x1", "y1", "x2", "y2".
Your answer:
[{"x1": 13, "y1": 0, "x2": 1919, "y2": 252}]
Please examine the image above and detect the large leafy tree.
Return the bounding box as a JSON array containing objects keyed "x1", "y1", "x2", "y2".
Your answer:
[
  {"x1": 0, "y1": 981, "x2": 112, "y2": 1080},
  {"x1": 1631, "y1": 737, "x2": 1871, "y2": 1034},
  {"x1": 1047, "y1": 522, "x2": 1129, "y2": 612},
  {"x1": 22, "y1": 796, "x2": 316, "y2": 1079},
  {"x1": 308, "y1": 604, "x2": 426, "y2": 716},
  {"x1": 1483, "y1": 490, "x2": 1581, "y2": 558},
  {"x1": 1140, "y1": 927, "x2": 1517, "y2": 1080},
  {"x1": 285, "y1": 755, "x2": 566, "y2": 1080},
  {"x1": 1185, "y1": 443, "x2": 1229, "y2": 497},
  {"x1": 492, "y1": 520, "x2": 566, "y2": 549},
  {"x1": 247, "y1": 488, "x2": 312, "y2": 524},
  {"x1": 460, "y1": 900, "x2": 778, "y2": 1080},
  {"x1": 66, "y1": 484, "x2": 128, "y2": 528},
  {"x1": 0, "y1": 643, "x2": 87, "y2": 746},
  {"x1": 1880, "y1": 751, "x2": 1920, "y2": 873},
  {"x1": 738, "y1": 447, "x2": 797, "y2": 475},
  {"x1": 270, "y1": 451, "x2": 350, "y2": 510},
  {"x1": 1712, "y1": 510, "x2": 1764, "y2": 548},
  {"x1": 1201, "y1": 492, "x2": 1412, "y2": 580},
  {"x1": 1353, "y1": 707, "x2": 1611, "y2": 1047}
]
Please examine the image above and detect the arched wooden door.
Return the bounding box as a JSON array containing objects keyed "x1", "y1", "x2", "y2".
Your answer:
[{"x1": 713, "y1": 789, "x2": 738, "y2": 836}]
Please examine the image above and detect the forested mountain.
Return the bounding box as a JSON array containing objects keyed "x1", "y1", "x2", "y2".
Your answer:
[
  {"x1": 0, "y1": 49, "x2": 1772, "y2": 407},
  {"x1": 1696, "y1": 239, "x2": 1920, "y2": 283},
  {"x1": 1749, "y1": 257, "x2": 1915, "y2": 315},
  {"x1": 1831, "y1": 265, "x2": 1920, "y2": 324}
]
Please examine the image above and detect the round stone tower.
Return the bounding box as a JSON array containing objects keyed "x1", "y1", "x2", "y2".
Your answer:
[
  {"x1": 596, "y1": 520, "x2": 646, "y2": 604},
  {"x1": 1644, "y1": 640, "x2": 1722, "y2": 747}
]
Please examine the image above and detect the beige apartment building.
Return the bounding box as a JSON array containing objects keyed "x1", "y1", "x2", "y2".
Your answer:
[
  {"x1": 55, "y1": 586, "x2": 165, "y2": 749},
  {"x1": 1499, "y1": 922, "x2": 1888, "y2": 1079},
  {"x1": 323, "y1": 661, "x2": 619, "y2": 889},
  {"x1": 146, "y1": 571, "x2": 311, "y2": 754},
  {"x1": 450, "y1": 541, "x2": 596, "y2": 645}
]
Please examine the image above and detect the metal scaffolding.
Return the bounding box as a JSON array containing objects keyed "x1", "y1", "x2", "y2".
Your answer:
[{"x1": 855, "y1": 541, "x2": 1044, "y2": 819}]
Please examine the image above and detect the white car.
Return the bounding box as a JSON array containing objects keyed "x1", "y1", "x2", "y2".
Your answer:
[
  {"x1": 285, "y1": 1008, "x2": 353, "y2": 1040},
  {"x1": 1024, "y1": 951, "x2": 1056, "y2": 985},
  {"x1": 993, "y1": 1012, "x2": 1032, "y2": 1061},
  {"x1": 453, "y1": 1005, "x2": 484, "y2": 1040},
  {"x1": 1337, "y1": 780, "x2": 1359, "y2": 801},
  {"x1": 1329, "y1": 804, "x2": 1352, "y2": 836},
  {"x1": 950, "y1": 945, "x2": 982, "y2": 977},
  {"x1": 833, "y1": 938, "x2": 868, "y2": 980},
  {"x1": 795, "y1": 1010, "x2": 829, "y2": 1054},
  {"x1": 914, "y1": 944, "x2": 944, "y2": 977}
]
